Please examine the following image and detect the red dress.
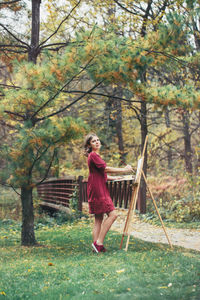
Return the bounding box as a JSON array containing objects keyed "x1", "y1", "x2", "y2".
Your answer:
[{"x1": 87, "y1": 151, "x2": 115, "y2": 214}]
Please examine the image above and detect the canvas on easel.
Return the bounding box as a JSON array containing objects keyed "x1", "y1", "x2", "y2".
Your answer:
[{"x1": 120, "y1": 136, "x2": 173, "y2": 251}]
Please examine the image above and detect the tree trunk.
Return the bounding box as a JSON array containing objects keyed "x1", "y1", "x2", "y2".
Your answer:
[
  {"x1": 115, "y1": 100, "x2": 125, "y2": 161},
  {"x1": 105, "y1": 98, "x2": 112, "y2": 138},
  {"x1": 192, "y1": 18, "x2": 200, "y2": 51},
  {"x1": 28, "y1": 0, "x2": 41, "y2": 63},
  {"x1": 165, "y1": 107, "x2": 173, "y2": 169},
  {"x1": 139, "y1": 100, "x2": 147, "y2": 213},
  {"x1": 113, "y1": 88, "x2": 125, "y2": 162},
  {"x1": 138, "y1": 1, "x2": 154, "y2": 214},
  {"x1": 21, "y1": 0, "x2": 41, "y2": 245},
  {"x1": 21, "y1": 186, "x2": 36, "y2": 246},
  {"x1": 182, "y1": 110, "x2": 193, "y2": 173}
]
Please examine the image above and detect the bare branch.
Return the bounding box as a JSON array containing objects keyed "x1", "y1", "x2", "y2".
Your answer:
[
  {"x1": 40, "y1": 45, "x2": 69, "y2": 52},
  {"x1": 10, "y1": 184, "x2": 21, "y2": 196},
  {"x1": 62, "y1": 90, "x2": 142, "y2": 104},
  {"x1": 28, "y1": 144, "x2": 52, "y2": 181},
  {"x1": 130, "y1": 104, "x2": 141, "y2": 122},
  {"x1": 0, "y1": 0, "x2": 21, "y2": 6},
  {"x1": 149, "y1": 67, "x2": 176, "y2": 85},
  {"x1": 31, "y1": 57, "x2": 94, "y2": 120},
  {"x1": 154, "y1": 0, "x2": 169, "y2": 23},
  {"x1": 0, "y1": 83, "x2": 21, "y2": 89},
  {"x1": 143, "y1": 47, "x2": 194, "y2": 70},
  {"x1": 4, "y1": 110, "x2": 25, "y2": 120},
  {"x1": 0, "y1": 44, "x2": 27, "y2": 49},
  {"x1": 0, "y1": 183, "x2": 21, "y2": 196},
  {"x1": 36, "y1": 149, "x2": 57, "y2": 186},
  {"x1": 39, "y1": 0, "x2": 82, "y2": 47},
  {"x1": 113, "y1": 0, "x2": 143, "y2": 16},
  {"x1": 40, "y1": 40, "x2": 85, "y2": 52},
  {"x1": 40, "y1": 42, "x2": 70, "y2": 50},
  {"x1": 190, "y1": 123, "x2": 200, "y2": 135},
  {"x1": 148, "y1": 129, "x2": 183, "y2": 155},
  {"x1": 0, "y1": 23, "x2": 29, "y2": 47},
  {"x1": 141, "y1": 0, "x2": 153, "y2": 37},
  {"x1": 0, "y1": 48, "x2": 27, "y2": 53},
  {"x1": 37, "y1": 80, "x2": 104, "y2": 122}
]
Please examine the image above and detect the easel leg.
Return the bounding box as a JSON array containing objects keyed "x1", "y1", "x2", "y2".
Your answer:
[
  {"x1": 125, "y1": 234, "x2": 131, "y2": 251},
  {"x1": 119, "y1": 205, "x2": 133, "y2": 249},
  {"x1": 120, "y1": 135, "x2": 148, "y2": 251},
  {"x1": 120, "y1": 234, "x2": 125, "y2": 249},
  {"x1": 120, "y1": 184, "x2": 139, "y2": 250},
  {"x1": 141, "y1": 171, "x2": 173, "y2": 249}
]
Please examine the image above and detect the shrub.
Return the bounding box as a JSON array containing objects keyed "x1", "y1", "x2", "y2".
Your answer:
[{"x1": 145, "y1": 174, "x2": 200, "y2": 223}]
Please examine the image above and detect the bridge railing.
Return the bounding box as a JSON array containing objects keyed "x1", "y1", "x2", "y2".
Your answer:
[{"x1": 37, "y1": 176, "x2": 141, "y2": 212}]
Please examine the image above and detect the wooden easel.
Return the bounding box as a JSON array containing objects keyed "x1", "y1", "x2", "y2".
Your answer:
[{"x1": 120, "y1": 136, "x2": 173, "y2": 251}]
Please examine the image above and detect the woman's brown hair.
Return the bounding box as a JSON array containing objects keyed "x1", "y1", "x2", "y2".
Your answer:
[{"x1": 83, "y1": 133, "x2": 97, "y2": 157}]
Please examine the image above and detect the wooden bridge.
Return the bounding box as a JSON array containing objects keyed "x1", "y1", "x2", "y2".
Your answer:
[{"x1": 37, "y1": 176, "x2": 142, "y2": 213}]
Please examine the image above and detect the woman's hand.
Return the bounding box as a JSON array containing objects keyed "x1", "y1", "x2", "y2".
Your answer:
[{"x1": 105, "y1": 165, "x2": 134, "y2": 175}]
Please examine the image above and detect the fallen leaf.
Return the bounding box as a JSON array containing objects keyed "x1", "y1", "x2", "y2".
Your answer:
[{"x1": 116, "y1": 269, "x2": 125, "y2": 274}]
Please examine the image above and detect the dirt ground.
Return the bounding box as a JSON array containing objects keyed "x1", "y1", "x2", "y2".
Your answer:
[{"x1": 82, "y1": 203, "x2": 200, "y2": 252}]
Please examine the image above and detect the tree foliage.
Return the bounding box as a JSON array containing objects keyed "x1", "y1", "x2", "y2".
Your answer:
[{"x1": 0, "y1": 0, "x2": 199, "y2": 244}]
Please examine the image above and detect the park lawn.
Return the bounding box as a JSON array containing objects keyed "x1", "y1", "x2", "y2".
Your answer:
[{"x1": 0, "y1": 219, "x2": 199, "y2": 300}]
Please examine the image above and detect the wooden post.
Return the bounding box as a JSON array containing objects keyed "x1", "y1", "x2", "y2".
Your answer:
[{"x1": 78, "y1": 176, "x2": 83, "y2": 212}]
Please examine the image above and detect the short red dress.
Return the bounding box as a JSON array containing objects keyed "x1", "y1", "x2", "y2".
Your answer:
[{"x1": 87, "y1": 151, "x2": 115, "y2": 214}]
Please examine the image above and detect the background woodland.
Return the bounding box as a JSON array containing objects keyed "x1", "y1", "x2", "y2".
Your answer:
[{"x1": 0, "y1": 0, "x2": 199, "y2": 245}]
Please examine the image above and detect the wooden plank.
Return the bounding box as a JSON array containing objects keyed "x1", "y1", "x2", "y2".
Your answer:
[
  {"x1": 42, "y1": 176, "x2": 76, "y2": 182},
  {"x1": 38, "y1": 187, "x2": 76, "y2": 191},
  {"x1": 38, "y1": 182, "x2": 78, "y2": 187},
  {"x1": 39, "y1": 191, "x2": 73, "y2": 196},
  {"x1": 39, "y1": 194, "x2": 70, "y2": 202},
  {"x1": 118, "y1": 181, "x2": 122, "y2": 207},
  {"x1": 40, "y1": 201, "x2": 71, "y2": 212}
]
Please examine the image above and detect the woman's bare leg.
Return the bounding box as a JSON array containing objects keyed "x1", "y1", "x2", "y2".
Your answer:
[
  {"x1": 97, "y1": 210, "x2": 118, "y2": 245},
  {"x1": 93, "y1": 214, "x2": 104, "y2": 242}
]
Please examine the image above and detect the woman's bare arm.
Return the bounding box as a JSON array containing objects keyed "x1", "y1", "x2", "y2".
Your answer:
[{"x1": 105, "y1": 165, "x2": 133, "y2": 174}]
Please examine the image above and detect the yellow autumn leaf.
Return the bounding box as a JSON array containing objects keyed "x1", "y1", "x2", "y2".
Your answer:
[{"x1": 116, "y1": 269, "x2": 125, "y2": 274}]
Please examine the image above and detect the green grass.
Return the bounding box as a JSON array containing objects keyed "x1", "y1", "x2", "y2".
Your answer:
[{"x1": 0, "y1": 218, "x2": 200, "y2": 300}]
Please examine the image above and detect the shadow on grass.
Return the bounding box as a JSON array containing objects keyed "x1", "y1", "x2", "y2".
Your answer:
[
  {"x1": 1, "y1": 220, "x2": 200, "y2": 300},
  {"x1": 0, "y1": 220, "x2": 199, "y2": 258}
]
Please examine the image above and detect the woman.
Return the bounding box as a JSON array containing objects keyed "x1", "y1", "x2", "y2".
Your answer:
[{"x1": 84, "y1": 133, "x2": 133, "y2": 253}]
